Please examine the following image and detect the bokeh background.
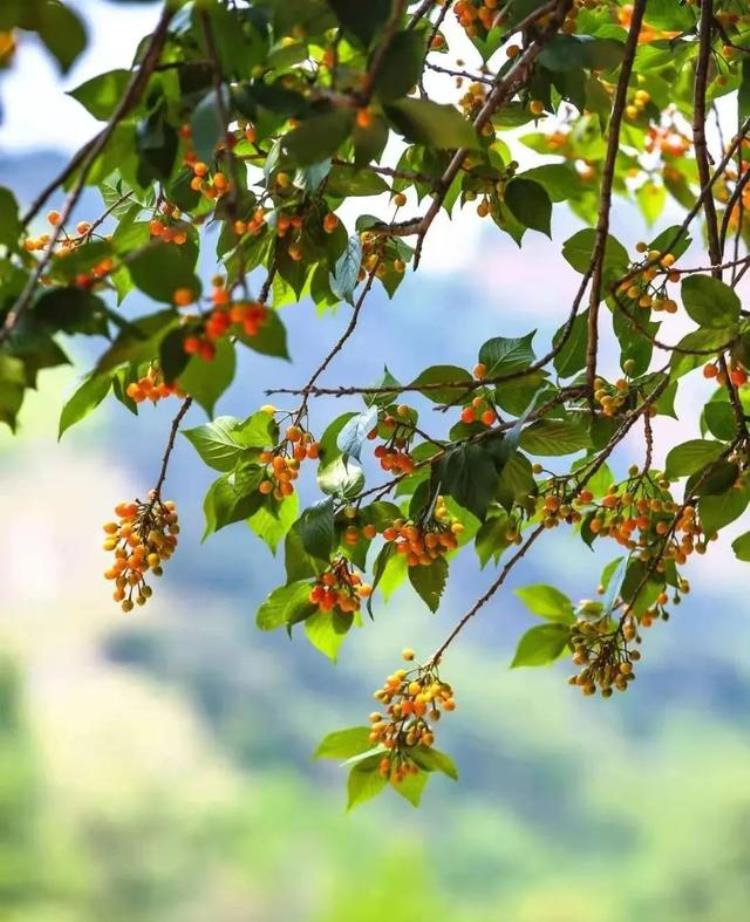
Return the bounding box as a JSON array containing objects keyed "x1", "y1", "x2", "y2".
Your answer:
[{"x1": 2, "y1": 2, "x2": 750, "y2": 920}]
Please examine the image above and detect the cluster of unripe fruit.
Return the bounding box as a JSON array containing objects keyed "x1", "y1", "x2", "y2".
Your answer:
[
  {"x1": 592, "y1": 374, "x2": 632, "y2": 418},
  {"x1": 576, "y1": 473, "x2": 709, "y2": 566},
  {"x1": 625, "y1": 87, "x2": 652, "y2": 122},
  {"x1": 258, "y1": 422, "x2": 320, "y2": 500},
  {"x1": 308, "y1": 558, "x2": 372, "y2": 615},
  {"x1": 125, "y1": 366, "x2": 185, "y2": 405},
  {"x1": 357, "y1": 230, "x2": 407, "y2": 282},
  {"x1": 567, "y1": 604, "x2": 640, "y2": 697},
  {"x1": 370, "y1": 654, "x2": 455, "y2": 783},
  {"x1": 382, "y1": 498, "x2": 463, "y2": 568},
  {"x1": 28, "y1": 210, "x2": 115, "y2": 289},
  {"x1": 172, "y1": 278, "x2": 268, "y2": 361},
  {"x1": 617, "y1": 245, "x2": 679, "y2": 313},
  {"x1": 102, "y1": 496, "x2": 178, "y2": 612}
]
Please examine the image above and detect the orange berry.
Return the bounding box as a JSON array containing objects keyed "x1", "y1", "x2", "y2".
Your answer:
[
  {"x1": 193, "y1": 161, "x2": 209, "y2": 177},
  {"x1": 356, "y1": 108, "x2": 373, "y2": 128},
  {"x1": 460, "y1": 407, "x2": 476, "y2": 424},
  {"x1": 47, "y1": 209, "x2": 61, "y2": 226},
  {"x1": 323, "y1": 212, "x2": 339, "y2": 233},
  {"x1": 173, "y1": 287, "x2": 195, "y2": 307}
]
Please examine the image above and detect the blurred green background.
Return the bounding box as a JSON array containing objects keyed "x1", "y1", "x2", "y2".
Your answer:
[{"x1": 3, "y1": 3, "x2": 750, "y2": 920}]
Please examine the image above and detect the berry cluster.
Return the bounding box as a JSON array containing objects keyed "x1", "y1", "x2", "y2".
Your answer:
[
  {"x1": 575, "y1": 473, "x2": 708, "y2": 567},
  {"x1": 370, "y1": 657, "x2": 455, "y2": 783},
  {"x1": 382, "y1": 499, "x2": 463, "y2": 567},
  {"x1": 616, "y1": 246, "x2": 679, "y2": 314},
  {"x1": 232, "y1": 206, "x2": 267, "y2": 239},
  {"x1": 568, "y1": 604, "x2": 641, "y2": 697},
  {"x1": 624, "y1": 87, "x2": 652, "y2": 122},
  {"x1": 258, "y1": 423, "x2": 321, "y2": 499},
  {"x1": 369, "y1": 405, "x2": 417, "y2": 473},
  {"x1": 188, "y1": 158, "x2": 231, "y2": 200},
  {"x1": 308, "y1": 558, "x2": 372, "y2": 615},
  {"x1": 148, "y1": 202, "x2": 189, "y2": 245},
  {"x1": 703, "y1": 359, "x2": 748, "y2": 387},
  {"x1": 125, "y1": 367, "x2": 185, "y2": 405},
  {"x1": 174, "y1": 278, "x2": 268, "y2": 361},
  {"x1": 102, "y1": 496, "x2": 179, "y2": 612},
  {"x1": 592, "y1": 374, "x2": 632, "y2": 418},
  {"x1": 358, "y1": 231, "x2": 406, "y2": 282},
  {"x1": 454, "y1": 0, "x2": 502, "y2": 39},
  {"x1": 27, "y1": 211, "x2": 116, "y2": 289}
]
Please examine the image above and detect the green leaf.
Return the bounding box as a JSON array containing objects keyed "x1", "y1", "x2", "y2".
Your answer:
[
  {"x1": 438, "y1": 443, "x2": 498, "y2": 521},
  {"x1": 36, "y1": 0, "x2": 87, "y2": 73},
  {"x1": 317, "y1": 457, "x2": 365, "y2": 498},
  {"x1": 511, "y1": 623, "x2": 569, "y2": 668},
  {"x1": 553, "y1": 309, "x2": 588, "y2": 378},
  {"x1": 391, "y1": 769, "x2": 429, "y2": 807},
  {"x1": 315, "y1": 726, "x2": 374, "y2": 760},
  {"x1": 327, "y1": 0, "x2": 391, "y2": 47},
  {"x1": 515, "y1": 585, "x2": 574, "y2": 623},
  {"x1": 183, "y1": 414, "x2": 272, "y2": 472},
  {"x1": 520, "y1": 418, "x2": 590, "y2": 456},
  {"x1": 203, "y1": 466, "x2": 264, "y2": 538},
  {"x1": 539, "y1": 35, "x2": 624, "y2": 72},
  {"x1": 562, "y1": 228, "x2": 628, "y2": 278},
  {"x1": 504, "y1": 179, "x2": 552, "y2": 237},
  {"x1": 698, "y1": 483, "x2": 750, "y2": 537},
  {"x1": 304, "y1": 608, "x2": 351, "y2": 661},
  {"x1": 256, "y1": 580, "x2": 315, "y2": 631},
  {"x1": 731, "y1": 531, "x2": 750, "y2": 562},
  {"x1": 474, "y1": 512, "x2": 511, "y2": 569},
  {"x1": 479, "y1": 332, "x2": 535, "y2": 375},
  {"x1": 68, "y1": 69, "x2": 130, "y2": 120},
  {"x1": 241, "y1": 309, "x2": 290, "y2": 360},
  {"x1": 329, "y1": 234, "x2": 362, "y2": 302},
  {"x1": 347, "y1": 755, "x2": 387, "y2": 810},
  {"x1": 128, "y1": 242, "x2": 200, "y2": 304},
  {"x1": 408, "y1": 556, "x2": 448, "y2": 613},
  {"x1": 375, "y1": 30, "x2": 425, "y2": 101},
  {"x1": 336, "y1": 406, "x2": 378, "y2": 461},
  {"x1": 681, "y1": 276, "x2": 740, "y2": 329},
  {"x1": 178, "y1": 339, "x2": 236, "y2": 416},
  {"x1": 410, "y1": 746, "x2": 459, "y2": 780},
  {"x1": 412, "y1": 364, "x2": 472, "y2": 404},
  {"x1": 385, "y1": 98, "x2": 478, "y2": 150},
  {"x1": 664, "y1": 439, "x2": 725, "y2": 479},
  {"x1": 0, "y1": 187, "x2": 22, "y2": 249},
  {"x1": 34, "y1": 287, "x2": 108, "y2": 336},
  {"x1": 282, "y1": 109, "x2": 354, "y2": 167},
  {"x1": 57, "y1": 372, "x2": 111, "y2": 439},
  {"x1": 296, "y1": 498, "x2": 335, "y2": 560},
  {"x1": 284, "y1": 526, "x2": 327, "y2": 583},
  {"x1": 248, "y1": 493, "x2": 299, "y2": 555}
]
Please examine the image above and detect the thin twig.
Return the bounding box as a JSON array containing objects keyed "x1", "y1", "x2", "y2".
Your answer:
[{"x1": 585, "y1": 0, "x2": 646, "y2": 400}]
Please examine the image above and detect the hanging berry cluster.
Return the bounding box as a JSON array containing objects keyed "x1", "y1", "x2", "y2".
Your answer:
[
  {"x1": 370, "y1": 656, "x2": 456, "y2": 783},
  {"x1": 258, "y1": 423, "x2": 321, "y2": 499},
  {"x1": 308, "y1": 558, "x2": 372, "y2": 615},
  {"x1": 102, "y1": 496, "x2": 179, "y2": 613}
]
